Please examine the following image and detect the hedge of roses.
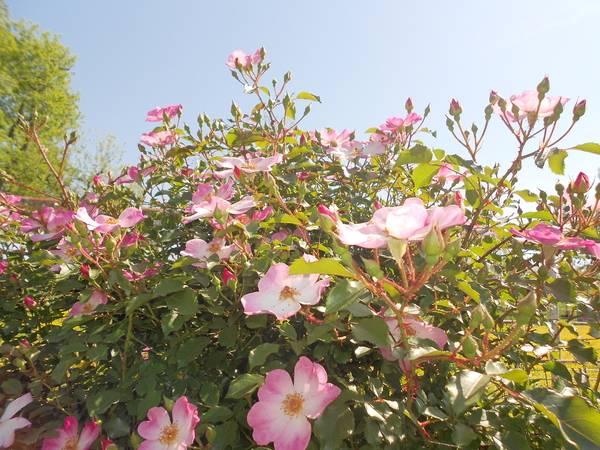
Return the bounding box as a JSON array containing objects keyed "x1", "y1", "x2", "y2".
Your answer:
[{"x1": 2, "y1": 47, "x2": 600, "y2": 449}]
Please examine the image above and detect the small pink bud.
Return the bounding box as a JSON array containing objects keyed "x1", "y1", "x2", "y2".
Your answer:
[
  {"x1": 24, "y1": 296, "x2": 36, "y2": 309},
  {"x1": 297, "y1": 172, "x2": 310, "y2": 180},
  {"x1": 19, "y1": 340, "x2": 30, "y2": 349},
  {"x1": 570, "y1": 172, "x2": 591, "y2": 194},
  {"x1": 573, "y1": 99, "x2": 586, "y2": 120},
  {"x1": 374, "y1": 201, "x2": 382, "y2": 210},
  {"x1": 223, "y1": 268, "x2": 236, "y2": 285},
  {"x1": 449, "y1": 99, "x2": 462, "y2": 117},
  {"x1": 102, "y1": 439, "x2": 118, "y2": 450},
  {"x1": 405, "y1": 97, "x2": 414, "y2": 113},
  {"x1": 93, "y1": 175, "x2": 105, "y2": 186},
  {"x1": 80, "y1": 264, "x2": 90, "y2": 278},
  {"x1": 9, "y1": 273, "x2": 18, "y2": 284}
]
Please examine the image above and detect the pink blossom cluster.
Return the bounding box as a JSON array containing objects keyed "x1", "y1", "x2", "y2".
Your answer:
[
  {"x1": 336, "y1": 197, "x2": 466, "y2": 249},
  {"x1": 492, "y1": 89, "x2": 569, "y2": 122},
  {"x1": 226, "y1": 47, "x2": 265, "y2": 69},
  {"x1": 181, "y1": 181, "x2": 255, "y2": 224},
  {"x1": 145, "y1": 104, "x2": 182, "y2": 122},
  {"x1": 510, "y1": 223, "x2": 600, "y2": 257}
]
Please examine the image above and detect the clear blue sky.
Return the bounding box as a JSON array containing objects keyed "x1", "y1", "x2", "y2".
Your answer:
[{"x1": 8, "y1": 1, "x2": 600, "y2": 192}]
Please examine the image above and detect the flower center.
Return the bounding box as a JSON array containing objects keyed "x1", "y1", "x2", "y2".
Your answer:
[
  {"x1": 82, "y1": 303, "x2": 94, "y2": 314},
  {"x1": 159, "y1": 422, "x2": 180, "y2": 444},
  {"x1": 63, "y1": 437, "x2": 78, "y2": 450},
  {"x1": 279, "y1": 285, "x2": 300, "y2": 302},
  {"x1": 281, "y1": 392, "x2": 304, "y2": 417},
  {"x1": 405, "y1": 325, "x2": 417, "y2": 336},
  {"x1": 241, "y1": 160, "x2": 257, "y2": 170},
  {"x1": 207, "y1": 242, "x2": 222, "y2": 253},
  {"x1": 66, "y1": 247, "x2": 78, "y2": 257},
  {"x1": 105, "y1": 217, "x2": 120, "y2": 224}
]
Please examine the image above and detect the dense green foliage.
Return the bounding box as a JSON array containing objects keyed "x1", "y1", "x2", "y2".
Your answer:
[{"x1": 2, "y1": 49, "x2": 600, "y2": 449}]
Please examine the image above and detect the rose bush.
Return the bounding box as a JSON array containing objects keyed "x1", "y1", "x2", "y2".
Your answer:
[{"x1": 2, "y1": 47, "x2": 600, "y2": 449}]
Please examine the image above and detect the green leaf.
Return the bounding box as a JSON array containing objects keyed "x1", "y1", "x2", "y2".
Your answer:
[
  {"x1": 452, "y1": 423, "x2": 476, "y2": 447},
  {"x1": 165, "y1": 288, "x2": 198, "y2": 315},
  {"x1": 154, "y1": 279, "x2": 185, "y2": 297},
  {"x1": 523, "y1": 388, "x2": 600, "y2": 449},
  {"x1": 86, "y1": 388, "x2": 121, "y2": 415},
  {"x1": 289, "y1": 257, "x2": 354, "y2": 278},
  {"x1": 567, "y1": 339, "x2": 597, "y2": 364},
  {"x1": 107, "y1": 268, "x2": 131, "y2": 295},
  {"x1": 545, "y1": 278, "x2": 576, "y2": 303},
  {"x1": 326, "y1": 280, "x2": 366, "y2": 314},
  {"x1": 249, "y1": 343, "x2": 280, "y2": 370},
  {"x1": 202, "y1": 406, "x2": 234, "y2": 424},
  {"x1": 176, "y1": 337, "x2": 209, "y2": 367},
  {"x1": 412, "y1": 163, "x2": 440, "y2": 189},
  {"x1": 520, "y1": 211, "x2": 555, "y2": 220},
  {"x1": 570, "y1": 142, "x2": 600, "y2": 155},
  {"x1": 280, "y1": 214, "x2": 302, "y2": 225},
  {"x1": 457, "y1": 281, "x2": 480, "y2": 302},
  {"x1": 548, "y1": 151, "x2": 568, "y2": 175},
  {"x1": 396, "y1": 144, "x2": 432, "y2": 165},
  {"x1": 543, "y1": 361, "x2": 572, "y2": 382},
  {"x1": 125, "y1": 294, "x2": 153, "y2": 315},
  {"x1": 351, "y1": 317, "x2": 389, "y2": 348},
  {"x1": 226, "y1": 373, "x2": 264, "y2": 399},
  {"x1": 296, "y1": 91, "x2": 321, "y2": 102},
  {"x1": 515, "y1": 190, "x2": 540, "y2": 202},
  {"x1": 313, "y1": 397, "x2": 354, "y2": 449},
  {"x1": 136, "y1": 390, "x2": 162, "y2": 419},
  {"x1": 447, "y1": 370, "x2": 491, "y2": 416}
]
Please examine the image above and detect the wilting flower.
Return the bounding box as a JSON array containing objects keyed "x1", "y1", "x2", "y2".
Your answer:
[
  {"x1": 247, "y1": 357, "x2": 341, "y2": 450},
  {"x1": 42, "y1": 416, "x2": 100, "y2": 450},
  {"x1": 241, "y1": 255, "x2": 330, "y2": 320},
  {"x1": 137, "y1": 396, "x2": 200, "y2": 450},
  {"x1": 140, "y1": 130, "x2": 177, "y2": 147},
  {"x1": 380, "y1": 316, "x2": 448, "y2": 371},
  {"x1": 0, "y1": 393, "x2": 33, "y2": 449},
  {"x1": 492, "y1": 89, "x2": 569, "y2": 122},
  {"x1": 74, "y1": 207, "x2": 146, "y2": 233},
  {"x1": 337, "y1": 198, "x2": 466, "y2": 249},
  {"x1": 68, "y1": 291, "x2": 108, "y2": 317},
  {"x1": 510, "y1": 224, "x2": 594, "y2": 250},
  {"x1": 146, "y1": 104, "x2": 183, "y2": 122}
]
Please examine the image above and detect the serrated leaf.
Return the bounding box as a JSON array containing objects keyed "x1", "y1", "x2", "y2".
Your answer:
[
  {"x1": 548, "y1": 151, "x2": 568, "y2": 175},
  {"x1": 567, "y1": 339, "x2": 597, "y2": 364},
  {"x1": 289, "y1": 257, "x2": 354, "y2": 278},
  {"x1": 447, "y1": 370, "x2": 491, "y2": 416},
  {"x1": 154, "y1": 279, "x2": 184, "y2": 297},
  {"x1": 570, "y1": 142, "x2": 600, "y2": 155},
  {"x1": 520, "y1": 211, "x2": 555, "y2": 220},
  {"x1": 523, "y1": 388, "x2": 600, "y2": 449},
  {"x1": 86, "y1": 388, "x2": 121, "y2": 415},
  {"x1": 226, "y1": 373, "x2": 264, "y2": 399},
  {"x1": 296, "y1": 91, "x2": 321, "y2": 102},
  {"x1": 249, "y1": 343, "x2": 280, "y2": 370},
  {"x1": 176, "y1": 337, "x2": 209, "y2": 367},
  {"x1": 515, "y1": 190, "x2": 540, "y2": 202},
  {"x1": 125, "y1": 294, "x2": 153, "y2": 315},
  {"x1": 412, "y1": 163, "x2": 440, "y2": 189},
  {"x1": 543, "y1": 361, "x2": 572, "y2": 382},
  {"x1": 351, "y1": 317, "x2": 389, "y2": 348},
  {"x1": 396, "y1": 144, "x2": 432, "y2": 165},
  {"x1": 544, "y1": 278, "x2": 576, "y2": 303},
  {"x1": 202, "y1": 406, "x2": 234, "y2": 424},
  {"x1": 165, "y1": 288, "x2": 198, "y2": 315},
  {"x1": 326, "y1": 280, "x2": 366, "y2": 313}
]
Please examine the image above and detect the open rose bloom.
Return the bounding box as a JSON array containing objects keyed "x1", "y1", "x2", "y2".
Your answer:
[
  {"x1": 137, "y1": 396, "x2": 200, "y2": 450},
  {"x1": 42, "y1": 416, "x2": 100, "y2": 450},
  {"x1": 241, "y1": 255, "x2": 330, "y2": 320},
  {"x1": 247, "y1": 357, "x2": 341, "y2": 450},
  {"x1": 492, "y1": 89, "x2": 569, "y2": 122},
  {"x1": 0, "y1": 393, "x2": 33, "y2": 449}
]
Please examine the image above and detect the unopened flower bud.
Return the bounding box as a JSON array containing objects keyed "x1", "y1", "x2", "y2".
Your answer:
[
  {"x1": 405, "y1": 97, "x2": 414, "y2": 113},
  {"x1": 317, "y1": 205, "x2": 338, "y2": 232},
  {"x1": 489, "y1": 90, "x2": 500, "y2": 105},
  {"x1": 80, "y1": 264, "x2": 90, "y2": 278},
  {"x1": 361, "y1": 257, "x2": 384, "y2": 279},
  {"x1": 443, "y1": 239, "x2": 462, "y2": 262},
  {"x1": 573, "y1": 99, "x2": 586, "y2": 121},
  {"x1": 24, "y1": 296, "x2": 36, "y2": 309},
  {"x1": 449, "y1": 99, "x2": 462, "y2": 118},
  {"x1": 102, "y1": 440, "x2": 118, "y2": 450},
  {"x1": 461, "y1": 334, "x2": 478, "y2": 360},
  {"x1": 555, "y1": 182, "x2": 565, "y2": 197},
  {"x1": 569, "y1": 172, "x2": 591, "y2": 194},
  {"x1": 536, "y1": 76, "x2": 550, "y2": 96},
  {"x1": 223, "y1": 268, "x2": 237, "y2": 287},
  {"x1": 421, "y1": 225, "x2": 445, "y2": 256},
  {"x1": 515, "y1": 291, "x2": 536, "y2": 325},
  {"x1": 93, "y1": 175, "x2": 105, "y2": 187}
]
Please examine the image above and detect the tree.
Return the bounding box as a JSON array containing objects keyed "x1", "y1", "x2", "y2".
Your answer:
[{"x1": 0, "y1": 1, "x2": 81, "y2": 197}]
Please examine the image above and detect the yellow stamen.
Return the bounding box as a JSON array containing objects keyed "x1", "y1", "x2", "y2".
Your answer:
[
  {"x1": 281, "y1": 392, "x2": 304, "y2": 417},
  {"x1": 64, "y1": 437, "x2": 78, "y2": 450},
  {"x1": 105, "y1": 217, "x2": 120, "y2": 224},
  {"x1": 159, "y1": 423, "x2": 180, "y2": 444},
  {"x1": 279, "y1": 286, "x2": 300, "y2": 302}
]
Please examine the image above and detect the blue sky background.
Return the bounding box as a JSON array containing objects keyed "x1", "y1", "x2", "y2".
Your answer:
[{"x1": 8, "y1": 1, "x2": 600, "y2": 192}]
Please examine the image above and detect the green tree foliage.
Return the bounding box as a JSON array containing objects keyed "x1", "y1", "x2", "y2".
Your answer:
[{"x1": 0, "y1": 1, "x2": 81, "y2": 196}]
